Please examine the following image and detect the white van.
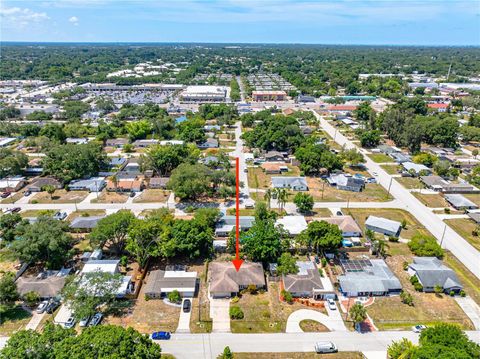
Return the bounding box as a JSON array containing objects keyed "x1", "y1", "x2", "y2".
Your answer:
[{"x1": 314, "y1": 341, "x2": 338, "y2": 353}]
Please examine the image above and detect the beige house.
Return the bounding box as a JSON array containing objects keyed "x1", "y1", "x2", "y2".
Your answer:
[{"x1": 208, "y1": 261, "x2": 265, "y2": 298}]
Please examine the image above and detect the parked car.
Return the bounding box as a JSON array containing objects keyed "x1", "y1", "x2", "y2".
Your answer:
[
  {"x1": 314, "y1": 341, "x2": 338, "y2": 353},
  {"x1": 53, "y1": 211, "x2": 67, "y2": 220},
  {"x1": 327, "y1": 299, "x2": 337, "y2": 311},
  {"x1": 11, "y1": 207, "x2": 21, "y2": 213},
  {"x1": 89, "y1": 313, "x2": 103, "y2": 326},
  {"x1": 183, "y1": 299, "x2": 191, "y2": 313},
  {"x1": 64, "y1": 316, "x2": 76, "y2": 329},
  {"x1": 151, "y1": 331, "x2": 171, "y2": 340},
  {"x1": 36, "y1": 300, "x2": 49, "y2": 314},
  {"x1": 412, "y1": 325, "x2": 427, "y2": 333},
  {"x1": 24, "y1": 190, "x2": 31, "y2": 196},
  {"x1": 336, "y1": 210, "x2": 343, "y2": 216},
  {"x1": 79, "y1": 316, "x2": 91, "y2": 327},
  {"x1": 129, "y1": 191, "x2": 136, "y2": 197},
  {"x1": 1, "y1": 192, "x2": 11, "y2": 199},
  {"x1": 46, "y1": 300, "x2": 60, "y2": 314},
  {"x1": 372, "y1": 171, "x2": 378, "y2": 176}
]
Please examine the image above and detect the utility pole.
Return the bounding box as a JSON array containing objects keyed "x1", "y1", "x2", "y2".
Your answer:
[
  {"x1": 387, "y1": 177, "x2": 393, "y2": 196},
  {"x1": 440, "y1": 224, "x2": 447, "y2": 247}
]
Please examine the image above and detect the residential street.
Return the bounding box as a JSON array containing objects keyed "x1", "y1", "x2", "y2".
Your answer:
[{"x1": 313, "y1": 111, "x2": 480, "y2": 279}]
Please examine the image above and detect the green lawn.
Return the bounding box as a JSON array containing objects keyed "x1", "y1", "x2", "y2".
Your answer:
[
  {"x1": 0, "y1": 306, "x2": 32, "y2": 335},
  {"x1": 444, "y1": 218, "x2": 480, "y2": 251},
  {"x1": 380, "y1": 164, "x2": 401, "y2": 175},
  {"x1": 367, "y1": 153, "x2": 394, "y2": 163},
  {"x1": 444, "y1": 251, "x2": 480, "y2": 305},
  {"x1": 395, "y1": 177, "x2": 425, "y2": 190}
]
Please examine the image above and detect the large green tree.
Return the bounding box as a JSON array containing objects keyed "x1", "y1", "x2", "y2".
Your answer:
[
  {"x1": 294, "y1": 142, "x2": 342, "y2": 175},
  {"x1": 10, "y1": 216, "x2": 73, "y2": 269},
  {"x1": 167, "y1": 163, "x2": 211, "y2": 200},
  {"x1": 89, "y1": 210, "x2": 135, "y2": 255},
  {"x1": 0, "y1": 148, "x2": 28, "y2": 178},
  {"x1": 0, "y1": 272, "x2": 19, "y2": 317},
  {"x1": 142, "y1": 144, "x2": 198, "y2": 176},
  {"x1": 42, "y1": 142, "x2": 106, "y2": 183},
  {"x1": 299, "y1": 220, "x2": 343, "y2": 253}
]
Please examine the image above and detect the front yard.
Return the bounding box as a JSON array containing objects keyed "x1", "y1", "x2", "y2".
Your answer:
[
  {"x1": 91, "y1": 191, "x2": 129, "y2": 204},
  {"x1": 344, "y1": 208, "x2": 432, "y2": 240},
  {"x1": 444, "y1": 218, "x2": 480, "y2": 251},
  {"x1": 412, "y1": 192, "x2": 448, "y2": 208},
  {"x1": 0, "y1": 306, "x2": 32, "y2": 335},
  {"x1": 29, "y1": 190, "x2": 89, "y2": 204},
  {"x1": 133, "y1": 189, "x2": 171, "y2": 203},
  {"x1": 67, "y1": 209, "x2": 106, "y2": 221},
  {"x1": 395, "y1": 177, "x2": 425, "y2": 190},
  {"x1": 230, "y1": 282, "x2": 326, "y2": 333},
  {"x1": 444, "y1": 251, "x2": 480, "y2": 305},
  {"x1": 233, "y1": 353, "x2": 362, "y2": 359},
  {"x1": 247, "y1": 165, "x2": 300, "y2": 190},
  {"x1": 367, "y1": 153, "x2": 394, "y2": 163}
]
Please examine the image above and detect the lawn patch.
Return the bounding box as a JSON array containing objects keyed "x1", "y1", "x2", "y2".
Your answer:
[
  {"x1": 367, "y1": 153, "x2": 393, "y2": 163},
  {"x1": 299, "y1": 319, "x2": 329, "y2": 332},
  {"x1": 133, "y1": 189, "x2": 170, "y2": 203},
  {"x1": 395, "y1": 177, "x2": 425, "y2": 190},
  {"x1": 308, "y1": 178, "x2": 392, "y2": 202},
  {"x1": 445, "y1": 218, "x2": 480, "y2": 251},
  {"x1": 380, "y1": 164, "x2": 401, "y2": 175},
  {"x1": 247, "y1": 165, "x2": 300, "y2": 190},
  {"x1": 30, "y1": 190, "x2": 89, "y2": 204},
  {"x1": 412, "y1": 192, "x2": 448, "y2": 208},
  {"x1": 444, "y1": 251, "x2": 480, "y2": 305},
  {"x1": 0, "y1": 306, "x2": 32, "y2": 335},
  {"x1": 91, "y1": 191, "x2": 129, "y2": 204}
]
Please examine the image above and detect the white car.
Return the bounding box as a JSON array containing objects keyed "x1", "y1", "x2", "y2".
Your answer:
[
  {"x1": 36, "y1": 300, "x2": 49, "y2": 314},
  {"x1": 372, "y1": 171, "x2": 378, "y2": 176},
  {"x1": 327, "y1": 298, "x2": 337, "y2": 310},
  {"x1": 412, "y1": 324, "x2": 427, "y2": 333}
]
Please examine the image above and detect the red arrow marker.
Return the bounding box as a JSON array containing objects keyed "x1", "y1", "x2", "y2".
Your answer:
[{"x1": 232, "y1": 157, "x2": 243, "y2": 272}]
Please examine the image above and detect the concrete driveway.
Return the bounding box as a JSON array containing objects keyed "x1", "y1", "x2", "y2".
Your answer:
[
  {"x1": 286, "y1": 308, "x2": 347, "y2": 333},
  {"x1": 210, "y1": 298, "x2": 231, "y2": 333},
  {"x1": 176, "y1": 299, "x2": 191, "y2": 333},
  {"x1": 25, "y1": 310, "x2": 45, "y2": 331}
]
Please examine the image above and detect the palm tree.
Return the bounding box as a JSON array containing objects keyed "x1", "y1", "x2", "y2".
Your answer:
[
  {"x1": 274, "y1": 188, "x2": 288, "y2": 213},
  {"x1": 110, "y1": 175, "x2": 118, "y2": 193},
  {"x1": 373, "y1": 239, "x2": 390, "y2": 258},
  {"x1": 365, "y1": 229, "x2": 376, "y2": 243},
  {"x1": 264, "y1": 189, "x2": 272, "y2": 209}
]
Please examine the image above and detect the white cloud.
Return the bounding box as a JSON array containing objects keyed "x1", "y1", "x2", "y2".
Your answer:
[
  {"x1": 68, "y1": 15, "x2": 79, "y2": 25},
  {"x1": 0, "y1": 6, "x2": 49, "y2": 29}
]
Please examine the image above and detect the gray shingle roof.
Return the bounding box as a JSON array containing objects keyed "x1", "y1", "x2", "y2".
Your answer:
[
  {"x1": 409, "y1": 257, "x2": 462, "y2": 289},
  {"x1": 209, "y1": 262, "x2": 265, "y2": 294}
]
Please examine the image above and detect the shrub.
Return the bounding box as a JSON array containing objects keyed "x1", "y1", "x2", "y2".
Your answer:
[
  {"x1": 400, "y1": 290, "x2": 414, "y2": 306},
  {"x1": 120, "y1": 255, "x2": 128, "y2": 268},
  {"x1": 321, "y1": 257, "x2": 327, "y2": 267},
  {"x1": 23, "y1": 291, "x2": 40, "y2": 307},
  {"x1": 402, "y1": 261, "x2": 409, "y2": 271},
  {"x1": 388, "y1": 236, "x2": 399, "y2": 242},
  {"x1": 408, "y1": 234, "x2": 444, "y2": 258},
  {"x1": 185, "y1": 205, "x2": 196, "y2": 213},
  {"x1": 449, "y1": 290, "x2": 455, "y2": 297},
  {"x1": 444, "y1": 208, "x2": 451, "y2": 214},
  {"x1": 318, "y1": 268, "x2": 324, "y2": 277},
  {"x1": 229, "y1": 305, "x2": 244, "y2": 319},
  {"x1": 414, "y1": 282, "x2": 423, "y2": 292},
  {"x1": 218, "y1": 346, "x2": 233, "y2": 359},
  {"x1": 167, "y1": 290, "x2": 181, "y2": 304},
  {"x1": 401, "y1": 219, "x2": 407, "y2": 229},
  {"x1": 460, "y1": 290, "x2": 466, "y2": 297},
  {"x1": 231, "y1": 296, "x2": 239, "y2": 304},
  {"x1": 434, "y1": 285, "x2": 443, "y2": 297},
  {"x1": 281, "y1": 289, "x2": 293, "y2": 304},
  {"x1": 246, "y1": 284, "x2": 257, "y2": 294}
]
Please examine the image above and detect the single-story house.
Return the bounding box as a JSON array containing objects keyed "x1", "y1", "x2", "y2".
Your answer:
[
  {"x1": 215, "y1": 215, "x2": 255, "y2": 237},
  {"x1": 80, "y1": 259, "x2": 132, "y2": 298},
  {"x1": 327, "y1": 174, "x2": 364, "y2": 192},
  {"x1": 16, "y1": 268, "x2": 71, "y2": 300},
  {"x1": 313, "y1": 216, "x2": 362, "y2": 237},
  {"x1": 297, "y1": 94, "x2": 315, "y2": 103},
  {"x1": 408, "y1": 257, "x2": 462, "y2": 293},
  {"x1": 276, "y1": 215, "x2": 308, "y2": 236},
  {"x1": 106, "y1": 179, "x2": 143, "y2": 193},
  {"x1": 402, "y1": 162, "x2": 432, "y2": 176},
  {"x1": 365, "y1": 215, "x2": 402, "y2": 237},
  {"x1": 0, "y1": 137, "x2": 16, "y2": 147},
  {"x1": 201, "y1": 156, "x2": 219, "y2": 166},
  {"x1": 282, "y1": 261, "x2": 335, "y2": 299},
  {"x1": 70, "y1": 215, "x2": 106, "y2": 232},
  {"x1": 271, "y1": 177, "x2": 308, "y2": 191},
  {"x1": 468, "y1": 212, "x2": 480, "y2": 224},
  {"x1": 420, "y1": 176, "x2": 478, "y2": 194},
  {"x1": 149, "y1": 177, "x2": 169, "y2": 189},
  {"x1": 132, "y1": 139, "x2": 160, "y2": 148},
  {"x1": 265, "y1": 151, "x2": 285, "y2": 162},
  {"x1": 0, "y1": 176, "x2": 27, "y2": 192},
  {"x1": 105, "y1": 138, "x2": 129, "y2": 148},
  {"x1": 144, "y1": 266, "x2": 197, "y2": 299},
  {"x1": 444, "y1": 194, "x2": 478, "y2": 210},
  {"x1": 107, "y1": 157, "x2": 127, "y2": 170},
  {"x1": 390, "y1": 153, "x2": 411, "y2": 163},
  {"x1": 66, "y1": 138, "x2": 90, "y2": 145},
  {"x1": 338, "y1": 259, "x2": 402, "y2": 297},
  {"x1": 160, "y1": 140, "x2": 184, "y2": 146},
  {"x1": 208, "y1": 261, "x2": 265, "y2": 298},
  {"x1": 378, "y1": 145, "x2": 400, "y2": 155},
  {"x1": 197, "y1": 138, "x2": 218, "y2": 149},
  {"x1": 68, "y1": 177, "x2": 106, "y2": 192},
  {"x1": 26, "y1": 177, "x2": 62, "y2": 192}
]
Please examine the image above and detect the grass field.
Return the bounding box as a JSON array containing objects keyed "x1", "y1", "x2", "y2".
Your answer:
[
  {"x1": 247, "y1": 165, "x2": 301, "y2": 190},
  {"x1": 412, "y1": 192, "x2": 448, "y2": 208},
  {"x1": 444, "y1": 218, "x2": 480, "y2": 251},
  {"x1": 444, "y1": 251, "x2": 480, "y2": 305},
  {"x1": 133, "y1": 189, "x2": 171, "y2": 203},
  {"x1": 91, "y1": 191, "x2": 129, "y2": 204},
  {"x1": 67, "y1": 209, "x2": 106, "y2": 221},
  {"x1": 307, "y1": 179, "x2": 392, "y2": 202},
  {"x1": 0, "y1": 306, "x2": 32, "y2": 335},
  {"x1": 368, "y1": 246, "x2": 474, "y2": 331},
  {"x1": 20, "y1": 209, "x2": 55, "y2": 218},
  {"x1": 463, "y1": 193, "x2": 480, "y2": 206},
  {"x1": 395, "y1": 177, "x2": 425, "y2": 190},
  {"x1": 380, "y1": 164, "x2": 401, "y2": 175},
  {"x1": 367, "y1": 153, "x2": 393, "y2": 163},
  {"x1": 30, "y1": 190, "x2": 89, "y2": 204},
  {"x1": 299, "y1": 319, "x2": 329, "y2": 332},
  {"x1": 344, "y1": 208, "x2": 432, "y2": 239}
]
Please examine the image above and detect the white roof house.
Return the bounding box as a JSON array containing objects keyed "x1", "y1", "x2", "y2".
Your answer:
[
  {"x1": 402, "y1": 162, "x2": 431, "y2": 175},
  {"x1": 365, "y1": 216, "x2": 402, "y2": 237},
  {"x1": 276, "y1": 215, "x2": 307, "y2": 236},
  {"x1": 0, "y1": 137, "x2": 16, "y2": 147},
  {"x1": 444, "y1": 194, "x2": 478, "y2": 210},
  {"x1": 81, "y1": 259, "x2": 120, "y2": 275}
]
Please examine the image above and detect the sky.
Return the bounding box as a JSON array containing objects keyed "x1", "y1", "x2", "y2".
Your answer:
[{"x1": 1, "y1": 0, "x2": 479, "y2": 45}]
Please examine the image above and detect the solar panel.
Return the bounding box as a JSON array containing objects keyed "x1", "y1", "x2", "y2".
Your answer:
[{"x1": 340, "y1": 259, "x2": 372, "y2": 272}]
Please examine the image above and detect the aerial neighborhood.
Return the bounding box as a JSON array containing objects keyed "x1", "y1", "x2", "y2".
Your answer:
[{"x1": 0, "y1": 23, "x2": 479, "y2": 359}]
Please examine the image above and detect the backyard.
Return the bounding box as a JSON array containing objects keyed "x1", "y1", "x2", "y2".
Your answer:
[
  {"x1": 307, "y1": 179, "x2": 392, "y2": 202},
  {"x1": 0, "y1": 306, "x2": 32, "y2": 335}
]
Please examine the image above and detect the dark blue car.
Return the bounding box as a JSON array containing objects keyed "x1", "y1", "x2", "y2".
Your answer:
[{"x1": 151, "y1": 331, "x2": 171, "y2": 340}]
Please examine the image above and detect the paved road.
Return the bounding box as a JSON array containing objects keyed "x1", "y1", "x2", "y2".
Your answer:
[
  {"x1": 455, "y1": 297, "x2": 480, "y2": 330},
  {"x1": 235, "y1": 76, "x2": 246, "y2": 102},
  {"x1": 231, "y1": 121, "x2": 250, "y2": 199},
  {"x1": 155, "y1": 330, "x2": 480, "y2": 359},
  {"x1": 313, "y1": 111, "x2": 480, "y2": 279}
]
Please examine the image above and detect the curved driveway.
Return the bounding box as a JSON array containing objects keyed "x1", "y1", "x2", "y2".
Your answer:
[{"x1": 286, "y1": 308, "x2": 347, "y2": 333}]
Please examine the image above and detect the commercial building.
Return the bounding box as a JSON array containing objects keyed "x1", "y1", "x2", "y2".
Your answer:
[{"x1": 180, "y1": 86, "x2": 227, "y2": 103}]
